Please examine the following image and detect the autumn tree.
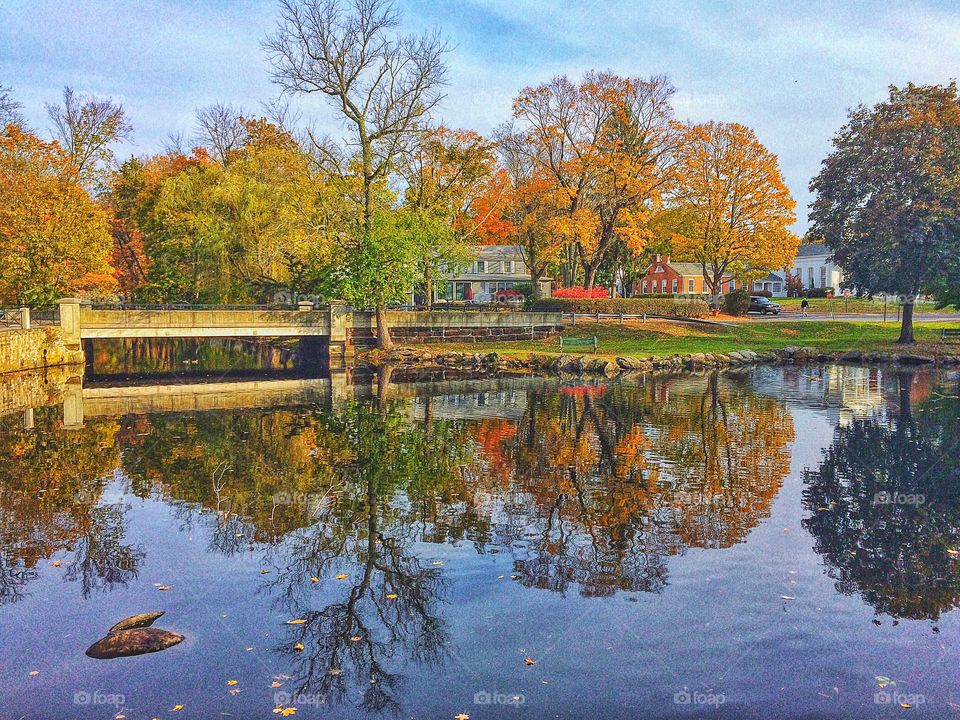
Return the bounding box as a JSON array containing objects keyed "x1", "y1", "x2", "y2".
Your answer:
[
  {"x1": 46, "y1": 86, "x2": 132, "y2": 191},
  {"x1": 400, "y1": 126, "x2": 496, "y2": 306},
  {"x1": 512, "y1": 72, "x2": 678, "y2": 290},
  {"x1": 481, "y1": 127, "x2": 565, "y2": 298},
  {"x1": 194, "y1": 102, "x2": 248, "y2": 165},
  {"x1": 266, "y1": 0, "x2": 449, "y2": 348},
  {"x1": 809, "y1": 82, "x2": 960, "y2": 343},
  {"x1": 671, "y1": 121, "x2": 798, "y2": 308},
  {"x1": 0, "y1": 126, "x2": 116, "y2": 306}
]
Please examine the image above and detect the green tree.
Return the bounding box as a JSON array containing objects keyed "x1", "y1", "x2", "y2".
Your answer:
[{"x1": 810, "y1": 82, "x2": 960, "y2": 343}]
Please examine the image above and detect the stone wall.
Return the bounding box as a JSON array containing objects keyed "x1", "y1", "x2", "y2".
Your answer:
[
  {"x1": 0, "y1": 328, "x2": 85, "y2": 374},
  {"x1": 0, "y1": 365, "x2": 82, "y2": 419}
]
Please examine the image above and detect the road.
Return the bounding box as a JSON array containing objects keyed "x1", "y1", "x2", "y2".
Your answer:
[{"x1": 747, "y1": 312, "x2": 960, "y2": 323}]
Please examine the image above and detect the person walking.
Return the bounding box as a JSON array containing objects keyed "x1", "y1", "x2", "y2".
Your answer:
[{"x1": 800, "y1": 298, "x2": 809, "y2": 317}]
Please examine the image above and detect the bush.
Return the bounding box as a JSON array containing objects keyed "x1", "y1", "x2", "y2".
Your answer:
[
  {"x1": 553, "y1": 286, "x2": 610, "y2": 299},
  {"x1": 723, "y1": 288, "x2": 751, "y2": 316},
  {"x1": 804, "y1": 287, "x2": 834, "y2": 298},
  {"x1": 753, "y1": 289, "x2": 773, "y2": 298},
  {"x1": 512, "y1": 282, "x2": 534, "y2": 299},
  {"x1": 530, "y1": 296, "x2": 709, "y2": 318}
]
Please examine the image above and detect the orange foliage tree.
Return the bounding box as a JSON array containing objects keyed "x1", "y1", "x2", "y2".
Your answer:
[
  {"x1": 670, "y1": 121, "x2": 799, "y2": 307},
  {"x1": 0, "y1": 124, "x2": 116, "y2": 306},
  {"x1": 511, "y1": 72, "x2": 679, "y2": 289}
]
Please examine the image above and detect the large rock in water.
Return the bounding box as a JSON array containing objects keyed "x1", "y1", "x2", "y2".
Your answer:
[
  {"x1": 86, "y1": 628, "x2": 184, "y2": 659},
  {"x1": 109, "y1": 611, "x2": 166, "y2": 634}
]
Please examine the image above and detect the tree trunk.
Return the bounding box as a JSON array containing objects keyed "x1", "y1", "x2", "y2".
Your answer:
[
  {"x1": 898, "y1": 298, "x2": 915, "y2": 344},
  {"x1": 584, "y1": 263, "x2": 597, "y2": 291},
  {"x1": 375, "y1": 301, "x2": 393, "y2": 350}
]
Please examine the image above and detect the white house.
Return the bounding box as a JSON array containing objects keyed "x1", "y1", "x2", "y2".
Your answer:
[
  {"x1": 791, "y1": 243, "x2": 844, "y2": 291},
  {"x1": 751, "y1": 271, "x2": 787, "y2": 297},
  {"x1": 437, "y1": 245, "x2": 552, "y2": 303}
]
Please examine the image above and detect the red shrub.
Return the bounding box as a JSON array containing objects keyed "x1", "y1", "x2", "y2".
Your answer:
[{"x1": 553, "y1": 286, "x2": 609, "y2": 299}]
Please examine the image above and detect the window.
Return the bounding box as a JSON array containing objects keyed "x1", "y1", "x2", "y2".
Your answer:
[
  {"x1": 773, "y1": 282, "x2": 782, "y2": 294},
  {"x1": 641, "y1": 281, "x2": 648, "y2": 293},
  {"x1": 476, "y1": 260, "x2": 485, "y2": 273},
  {"x1": 688, "y1": 278, "x2": 695, "y2": 293},
  {"x1": 808, "y1": 267, "x2": 815, "y2": 288},
  {"x1": 671, "y1": 279, "x2": 678, "y2": 293},
  {"x1": 505, "y1": 260, "x2": 514, "y2": 273},
  {"x1": 660, "y1": 279, "x2": 667, "y2": 293},
  {"x1": 820, "y1": 266, "x2": 827, "y2": 288}
]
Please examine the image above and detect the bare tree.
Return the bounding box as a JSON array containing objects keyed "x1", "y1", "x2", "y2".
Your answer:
[
  {"x1": 46, "y1": 86, "x2": 133, "y2": 187},
  {"x1": 194, "y1": 101, "x2": 247, "y2": 164},
  {"x1": 162, "y1": 130, "x2": 190, "y2": 157},
  {"x1": 0, "y1": 84, "x2": 23, "y2": 127},
  {"x1": 265, "y1": 0, "x2": 450, "y2": 349}
]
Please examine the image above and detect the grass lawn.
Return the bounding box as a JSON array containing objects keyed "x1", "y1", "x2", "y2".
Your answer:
[
  {"x1": 775, "y1": 297, "x2": 948, "y2": 314},
  {"x1": 412, "y1": 319, "x2": 960, "y2": 360}
]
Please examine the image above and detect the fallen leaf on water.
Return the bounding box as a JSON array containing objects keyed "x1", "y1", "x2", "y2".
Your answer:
[
  {"x1": 280, "y1": 709, "x2": 297, "y2": 717},
  {"x1": 386, "y1": 593, "x2": 398, "y2": 600},
  {"x1": 293, "y1": 642, "x2": 304, "y2": 651},
  {"x1": 226, "y1": 680, "x2": 238, "y2": 686},
  {"x1": 156, "y1": 585, "x2": 172, "y2": 591},
  {"x1": 781, "y1": 595, "x2": 796, "y2": 600},
  {"x1": 275, "y1": 674, "x2": 291, "y2": 680},
  {"x1": 497, "y1": 575, "x2": 505, "y2": 580},
  {"x1": 245, "y1": 647, "x2": 253, "y2": 651},
  {"x1": 271, "y1": 682, "x2": 283, "y2": 688},
  {"x1": 455, "y1": 714, "x2": 470, "y2": 720},
  {"x1": 228, "y1": 688, "x2": 241, "y2": 696},
  {"x1": 171, "y1": 705, "x2": 184, "y2": 712},
  {"x1": 350, "y1": 635, "x2": 362, "y2": 642},
  {"x1": 335, "y1": 573, "x2": 349, "y2": 580},
  {"x1": 286, "y1": 619, "x2": 306, "y2": 625},
  {"x1": 260, "y1": 569, "x2": 270, "y2": 575},
  {"x1": 328, "y1": 668, "x2": 343, "y2": 676},
  {"x1": 524, "y1": 657, "x2": 537, "y2": 665},
  {"x1": 50, "y1": 560, "x2": 62, "y2": 567},
  {"x1": 947, "y1": 548, "x2": 959, "y2": 557},
  {"x1": 432, "y1": 561, "x2": 444, "y2": 566},
  {"x1": 29, "y1": 670, "x2": 39, "y2": 677},
  {"x1": 310, "y1": 577, "x2": 319, "y2": 583},
  {"x1": 901, "y1": 703, "x2": 912, "y2": 709}
]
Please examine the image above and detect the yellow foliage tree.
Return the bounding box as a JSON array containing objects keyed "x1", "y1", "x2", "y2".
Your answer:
[
  {"x1": 0, "y1": 124, "x2": 116, "y2": 306},
  {"x1": 670, "y1": 121, "x2": 799, "y2": 306}
]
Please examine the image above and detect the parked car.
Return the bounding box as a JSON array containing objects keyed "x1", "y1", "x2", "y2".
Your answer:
[{"x1": 748, "y1": 296, "x2": 781, "y2": 315}]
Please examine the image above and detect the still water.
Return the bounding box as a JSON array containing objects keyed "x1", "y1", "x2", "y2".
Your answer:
[{"x1": 1, "y1": 361, "x2": 959, "y2": 719}]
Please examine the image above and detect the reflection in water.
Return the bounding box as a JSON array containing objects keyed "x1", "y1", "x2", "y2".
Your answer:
[
  {"x1": 803, "y1": 370, "x2": 960, "y2": 622},
  {"x1": 2, "y1": 366, "x2": 960, "y2": 717}
]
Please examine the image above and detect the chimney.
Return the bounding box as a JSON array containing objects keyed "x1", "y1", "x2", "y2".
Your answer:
[
  {"x1": 654, "y1": 254, "x2": 662, "y2": 263},
  {"x1": 663, "y1": 255, "x2": 671, "y2": 264}
]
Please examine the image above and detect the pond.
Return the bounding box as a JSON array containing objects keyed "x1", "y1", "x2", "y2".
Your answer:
[{"x1": 1, "y1": 363, "x2": 959, "y2": 718}]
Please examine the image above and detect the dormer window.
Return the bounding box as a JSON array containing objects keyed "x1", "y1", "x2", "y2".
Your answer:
[
  {"x1": 505, "y1": 260, "x2": 514, "y2": 273},
  {"x1": 476, "y1": 260, "x2": 485, "y2": 273}
]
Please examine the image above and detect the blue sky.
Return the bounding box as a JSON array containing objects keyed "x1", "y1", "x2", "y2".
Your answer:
[{"x1": 3, "y1": 0, "x2": 960, "y2": 230}]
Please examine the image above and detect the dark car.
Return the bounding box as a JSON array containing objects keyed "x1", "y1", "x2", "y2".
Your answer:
[{"x1": 748, "y1": 296, "x2": 781, "y2": 315}]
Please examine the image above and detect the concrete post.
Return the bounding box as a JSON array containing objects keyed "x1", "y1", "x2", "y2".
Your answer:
[
  {"x1": 62, "y1": 378, "x2": 84, "y2": 429},
  {"x1": 298, "y1": 301, "x2": 314, "y2": 312},
  {"x1": 18, "y1": 306, "x2": 30, "y2": 330},
  {"x1": 327, "y1": 300, "x2": 349, "y2": 364},
  {"x1": 58, "y1": 298, "x2": 82, "y2": 349}
]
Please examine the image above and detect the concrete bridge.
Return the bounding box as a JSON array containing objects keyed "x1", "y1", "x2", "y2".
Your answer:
[{"x1": 57, "y1": 298, "x2": 562, "y2": 364}]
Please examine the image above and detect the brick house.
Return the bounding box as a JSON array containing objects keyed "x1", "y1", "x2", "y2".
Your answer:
[{"x1": 635, "y1": 256, "x2": 736, "y2": 296}]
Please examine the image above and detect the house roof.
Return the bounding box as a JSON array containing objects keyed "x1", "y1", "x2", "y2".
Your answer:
[
  {"x1": 470, "y1": 245, "x2": 525, "y2": 261},
  {"x1": 796, "y1": 243, "x2": 831, "y2": 258},
  {"x1": 666, "y1": 262, "x2": 707, "y2": 277}
]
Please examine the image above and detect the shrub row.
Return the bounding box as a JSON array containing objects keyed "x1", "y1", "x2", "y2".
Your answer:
[
  {"x1": 552, "y1": 286, "x2": 610, "y2": 299},
  {"x1": 530, "y1": 297, "x2": 709, "y2": 318}
]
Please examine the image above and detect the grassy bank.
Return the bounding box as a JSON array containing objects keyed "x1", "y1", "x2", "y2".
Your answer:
[
  {"x1": 411, "y1": 319, "x2": 960, "y2": 360},
  {"x1": 775, "y1": 297, "x2": 948, "y2": 314}
]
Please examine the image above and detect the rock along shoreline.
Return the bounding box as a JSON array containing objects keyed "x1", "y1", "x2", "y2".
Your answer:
[{"x1": 358, "y1": 346, "x2": 960, "y2": 377}]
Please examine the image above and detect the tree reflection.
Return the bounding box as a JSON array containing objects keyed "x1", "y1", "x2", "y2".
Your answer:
[
  {"x1": 0, "y1": 409, "x2": 140, "y2": 603},
  {"x1": 262, "y1": 402, "x2": 478, "y2": 714},
  {"x1": 803, "y1": 371, "x2": 960, "y2": 621},
  {"x1": 482, "y1": 373, "x2": 795, "y2": 597}
]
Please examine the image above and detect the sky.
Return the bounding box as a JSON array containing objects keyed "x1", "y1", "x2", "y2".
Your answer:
[{"x1": 3, "y1": 0, "x2": 960, "y2": 231}]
